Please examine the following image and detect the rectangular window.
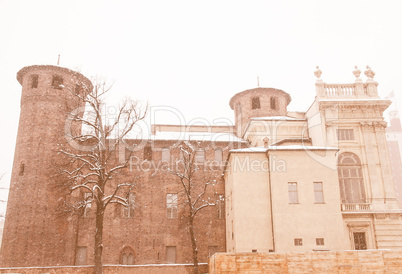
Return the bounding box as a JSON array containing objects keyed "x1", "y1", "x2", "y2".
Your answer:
[
  {"x1": 166, "y1": 246, "x2": 176, "y2": 263},
  {"x1": 166, "y1": 193, "x2": 178, "y2": 219},
  {"x1": 353, "y1": 232, "x2": 367, "y2": 250},
  {"x1": 288, "y1": 182, "x2": 298, "y2": 204},
  {"x1": 30, "y1": 74, "x2": 38, "y2": 88},
  {"x1": 162, "y1": 148, "x2": 170, "y2": 162},
  {"x1": 231, "y1": 220, "x2": 234, "y2": 240},
  {"x1": 314, "y1": 182, "x2": 324, "y2": 203},
  {"x1": 75, "y1": 246, "x2": 87, "y2": 265},
  {"x1": 196, "y1": 149, "x2": 205, "y2": 163},
  {"x1": 123, "y1": 193, "x2": 135, "y2": 218},
  {"x1": 294, "y1": 238, "x2": 303, "y2": 246},
  {"x1": 84, "y1": 193, "x2": 92, "y2": 217},
  {"x1": 52, "y1": 75, "x2": 64, "y2": 89},
  {"x1": 217, "y1": 194, "x2": 225, "y2": 219},
  {"x1": 337, "y1": 129, "x2": 354, "y2": 141},
  {"x1": 316, "y1": 238, "x2": 325, "y2": 246},
  {"x1": 215, "y1": 149, "x2": 223, "y2": 162},
  {"x1": 252, "y1": 97, "x2": 261, "y2": 109}
]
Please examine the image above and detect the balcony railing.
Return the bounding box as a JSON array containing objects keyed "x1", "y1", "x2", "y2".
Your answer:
[
  {"x1": 324, "y1": 84, "x2": 359, "y2": 97},
  {"x1": 316, "y1": 82, "x2": 376, "y2": 98},
  {"x1": 341, "y1": 203, "x2": 372, "y2": 212}
]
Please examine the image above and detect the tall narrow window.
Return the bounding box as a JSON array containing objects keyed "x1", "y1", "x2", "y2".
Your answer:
[
  {"x1": 75, "y1": 246, "x2": 87, "y2": 265},
  {"x1": 52, "y1": 75, "x2": 63, "y2": 89},
  {"x1": 123, "y1": 193, "x2": 135, "y2": 218},
  {"x1": 338, "y1": 152, "x2": 366, "y2": 203},
  {"x1": 215, "y1": 149, "x2": 223, "y2": 162},
  {"x1": 231, "y1": 220, "x2": 234, "y2": 240},
  {"x1": 196, "y1": 149, "x2": 205, "y2": 163},
  {"x1": 166, "y1": 193, "x2": 178, "y2": 219},
  {"x1": 30, "y1": 74, "x2": 38, "y2": 88},
  {"x1": 217, "y1": 194, "x2": 225, "y2": 219},
  {"x1": 314, "y1": 182, "x2": 324, "y2": 203},
  {"x1": 270, "y1": 97, "x2": 276, "y2": 110},
  {"x1": 19, "y1": 162, "x2": 25, "y2": 176},
  {"x1": 84, "y1": 193, "x2": 92, "y2": 217},
  {"x1": 144, "y1": 145, "x2": 152, "y2": 161},
  {"x1": 166, "y1": 246, "x2": 176, "y2": 263},
  {"x1": 251, "y1": 97, "x2": 261, "y2": 109},
  {"x1": 337, "y1": 129, "x2": 355, "y2": 141},
  {"x1": 162, "y1": 148, "x2": 170, "y2": 162},
  {"x1": 353, "y1": 232, "x2": 367, "y2": 250},
  {"x1": 288, "y1": 182, "x2": 298, "y2": 204}
]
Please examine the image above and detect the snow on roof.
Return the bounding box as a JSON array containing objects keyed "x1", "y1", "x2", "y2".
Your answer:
[
  {"x1": 251, "y1": 116, "x2": 306, "y2": 121},
  {"x1": 151, "y1": 131, "x2": 246, "y2": 142},
  {"x1": 268, "y1": 145, "x2": 339, "y2": 151},
  {"x1": 230, "y1": 147, "x2": 268, "y2": 153},
  {"x1": 230, "y1": 145, "x2": 338, "y2": 153},
  {"x1": 319, "y1": 98, "x2": 389, "y2": 102}
]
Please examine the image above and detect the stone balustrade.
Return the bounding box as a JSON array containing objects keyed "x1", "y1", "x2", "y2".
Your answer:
[
  {"x1": 341, "y1": 203, "x2": 372, "y2": 212},
  {"x1": 314, "y1": 66, "x2": 380, "y2": 99},
  {"x1": 323, "y1": 84, "x2": 357, "y2": 96}
]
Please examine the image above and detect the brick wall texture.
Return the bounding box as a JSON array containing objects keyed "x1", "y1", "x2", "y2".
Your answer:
[
  {"x1": 0, "y1": 263, "x2": 208, "y2": 274},
  {"x1": 209, "y1": 250, "x2": 402, "y2": 274},
  {"x1": 0, "y1": 65, "x2": 247, "y2": 267}
]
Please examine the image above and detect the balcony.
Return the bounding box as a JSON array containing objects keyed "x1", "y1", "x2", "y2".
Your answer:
[
  {"x1": 315, "y1": 81, "x2": 378, "y2": 99},
  {"x1": 324, "y1": 84, "x2": 358, "y2": 97},
  {"x1": 341, "y1": 203, "x2": 372, "y2": 212}
]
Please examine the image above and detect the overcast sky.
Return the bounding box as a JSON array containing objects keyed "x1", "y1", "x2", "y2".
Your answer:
[{"x1": 0, "y1": 0, "x2": 402, "y2": 199}]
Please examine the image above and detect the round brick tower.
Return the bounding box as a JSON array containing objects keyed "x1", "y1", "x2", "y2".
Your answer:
[
  {"x1": 1, "y1": 65, "x2": 92, "y2": 267},
  {"x1": 229, "y1": 87, "x2": 292, "y2": 137}
]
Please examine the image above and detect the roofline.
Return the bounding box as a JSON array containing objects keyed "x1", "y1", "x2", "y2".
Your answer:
[
  {"x1": 229, "y1": 87, "x2": 292, "y2": 109},
  {"x1": 228, "y1": 146, "x2": 339, "y2": 154},
  {"x1": 17, "y1": 65, "x2": 93, "y2": 91}
]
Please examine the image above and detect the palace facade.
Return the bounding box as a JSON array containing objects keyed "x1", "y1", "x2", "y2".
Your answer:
[{"x1": 1, "y1": 65, "x2": 402, "y2": 267}]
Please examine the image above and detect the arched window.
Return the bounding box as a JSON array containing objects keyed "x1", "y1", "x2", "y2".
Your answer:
[
  {"x1": 120, "y1": 246, "x2": 134, "y2": 265},
  {"x1": 338, "y1": 152, "x2": 366, "y2": 203},
  {"x1": 123, "y1": 193, "x2": 135, "y2": 218}
]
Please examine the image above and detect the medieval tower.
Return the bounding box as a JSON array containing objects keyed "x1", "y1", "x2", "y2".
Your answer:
[
  {"x1": 2, "y1": 64, "x2": 402, "y2": 270},
  {"x1": 1, "y1": 65, "x2": 92, "y2": 266}
]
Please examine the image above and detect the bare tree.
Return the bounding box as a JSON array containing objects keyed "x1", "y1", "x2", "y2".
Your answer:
[
  {"x1": 57, "y1": 80, "x2": 147, "y2": 274},
  {"x1": 168, "y1": 141, "x2": 222, "y2": 274}
]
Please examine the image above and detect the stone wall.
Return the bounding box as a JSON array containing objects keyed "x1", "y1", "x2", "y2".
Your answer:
[
  {"x1": 209, "y1": 250, "x2": 402, "y2": 273},
  {"x1": 0, "y1": 263, "x2": 208, "y2": 274}
]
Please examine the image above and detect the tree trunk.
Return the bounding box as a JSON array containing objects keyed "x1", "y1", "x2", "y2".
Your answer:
[
  {"x1": 189, "y1": 217, "x2": 199, "y2": 274},
  {"x1": 94, "y1": 204, "x2": 105, "y2": 274}
]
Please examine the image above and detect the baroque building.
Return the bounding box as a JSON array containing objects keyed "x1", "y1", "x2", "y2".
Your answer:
[
  {"x1": 1, "y1": 64, "x2": 402, "y2": 267},
  {"x1": 386, "y1": 102, "x2": 402, "y2": 205}
]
